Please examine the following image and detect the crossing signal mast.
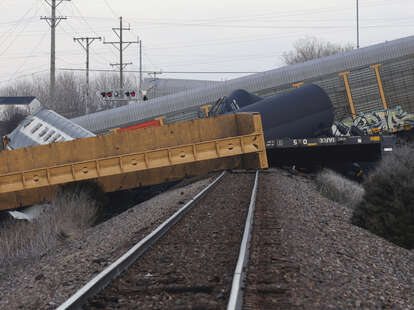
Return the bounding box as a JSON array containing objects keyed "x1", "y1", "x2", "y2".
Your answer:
[{"x1": 104, "y1": 17, "x2": 139, "y2": 98}]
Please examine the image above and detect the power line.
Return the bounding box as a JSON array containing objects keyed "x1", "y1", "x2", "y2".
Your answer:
[
  {"x1": 69, "y1": 1, "x2": 116, "y2": 62},
  {"x1": 10, "y1": 30, "x2": 49, "y2": 80},
  {"x1": 103, "y1": 0, "x2": 119, "y2": 18},
  {"x1": 56, "y1": 10, "x2": 115, "y2": 66},
  {"x1": 58, "y1": 68, "x2": 259, "y2": 74},
  {"x1": 69, "y1": 0, "x2": 394, "y2": 25},
  {"x1": 0, "y1": 69, "x2": 49, "y2": 85},
  {"x1": 0, "y1": 2, "x2": 42, "y2": 55}
]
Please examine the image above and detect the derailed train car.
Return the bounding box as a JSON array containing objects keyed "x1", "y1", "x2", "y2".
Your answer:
[
  {"x1": 219, "y1": 84, "x2": 334, "y2": 140},
  {"x1": 210, "y1": 84, "x2": 394, "y2": 171},
  {"x1": 4, "y1": 109, "x2": 95, "y2": 150}
]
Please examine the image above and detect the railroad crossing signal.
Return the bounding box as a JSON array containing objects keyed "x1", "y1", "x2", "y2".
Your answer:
[
  {"x1": 100, "y1": 90, "x2": 136, "y2": 99},
  {"x1": 125, "y1": 91, "x2": 136, "y2": 97}
]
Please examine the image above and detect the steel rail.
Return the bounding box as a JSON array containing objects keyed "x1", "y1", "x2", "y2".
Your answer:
[
  {"x1": 56, "y1": 171, "x2": 227, "y2": 310},
  {"x1": 227, "y1": 170, "x2": 259, "y2": 310}
]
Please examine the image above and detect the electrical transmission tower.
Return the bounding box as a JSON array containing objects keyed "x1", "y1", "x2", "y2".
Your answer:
[
  {"x1": 74, "y1": 36, "x2": 101, "y2": 113},
  {"x1": 41, "y1": 0, "x2": 71, "y2": 100},
  {"x1": 104, "y1": 17, "x2": 139, "y2": 98}
]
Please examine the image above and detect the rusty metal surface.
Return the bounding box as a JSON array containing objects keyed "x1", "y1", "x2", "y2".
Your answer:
[{"x1": 0, "y1": 113, "x2": 267, "y2": 210}]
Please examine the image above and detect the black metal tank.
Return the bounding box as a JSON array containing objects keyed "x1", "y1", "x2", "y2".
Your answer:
[{"x1": 224, "y1": 84, "x2": 334, "y2": 139}]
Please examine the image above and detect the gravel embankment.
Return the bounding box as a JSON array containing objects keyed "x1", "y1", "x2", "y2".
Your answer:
[
  {"x1": 262, "y1": 169, "x2": 414, "y2": 309},
  {"x1": 0, "y1": 168, "x2": 413, "y2": 309},
  {"x1": 0, "y1": 175, "x2": 217, "y2": 310},
  {"x1": 88, "y1": 173, "x2": 254, "y2": 309}
]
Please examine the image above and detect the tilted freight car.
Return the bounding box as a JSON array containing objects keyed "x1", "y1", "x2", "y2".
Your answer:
[
  {"x1": 210, "y1": 84, "x2": 395, "y2": 172},
  {"x1": 218, "y1": 84, "x2": 334, "y2": 140}
]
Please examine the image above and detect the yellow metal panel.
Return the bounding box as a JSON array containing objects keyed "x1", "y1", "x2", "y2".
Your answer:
[
  {"x1": 237, "y1": 113, "x2": 268, "y2": 169},
  {"x1": 4, "y1": 147, "x2": 34, "y2": 173},
  {"x1": 73, "y1": 162, "x2": 99, "y2": 180},
  {"x1": 48, "y1": 140, "x2": 75, "y2": 165},
  {"x1": 236, "y1": 113, "x2": 256, "y2": 136},
  {"x1": 370, "y1": 64, "x2": 388, "y2": 110},
  {"x1": 169, "y1": 146, "x2": 195, "y2": 164},
  {"x1": 0, "y1": 174, "x2": 24, "y2": 192},
  {"x1": 155, "y1": 116, "x2": 166, "y2": 126},
  {"x1": 49, "y1": 166, "x2": 74, "y2": 184},
  {"x1": 0, "y1": 152, "x2": 8, "y2": 174},
  {"x1": 200, "y1": 105, "x2": 213, "y2": 116},
  {"x1": 217, "y1": 138, "x2": 243, "y2": 157},
  {"x1": 146, "y1": 150, "x2": 170, "y2": 168},
  {"x1": 194, "y1": 142, "x2": 218, "y2": 161},
  {"x1": 292, "y1": 82, "x2": 304, "y2": 88},
  {"x1": 30, "y1": 144, "x2": 57, "y2": 169},
  {"x1": 338, "y1": 71, "x2": 357, "y2": 119},
  {"x1": 23, "y1": 170, "x2": 49, "y2": 189},
  {"x1": 0, "y1": 113, "x2": 267, "y2": 211},
  {"x1": 121, "y1": 154, "x2": 145, "y2": 172}
]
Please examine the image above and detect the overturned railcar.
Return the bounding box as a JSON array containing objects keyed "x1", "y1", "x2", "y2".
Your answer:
[
  {"x1": 222, "y1": 84, "x2": 334, "y2": 140},
  {"x1": 217, "y1": 85, "x2": 394, "y2": 169},
  {"x1": 5, "y1": 109, "x2": 95, "y2": 150}
]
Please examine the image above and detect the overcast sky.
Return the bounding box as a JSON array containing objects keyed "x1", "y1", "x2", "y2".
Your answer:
[{"x1": 1, "y1": 0, "x2": 414, "y2": 85}]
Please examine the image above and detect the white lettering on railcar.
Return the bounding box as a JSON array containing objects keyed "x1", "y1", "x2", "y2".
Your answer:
[{"x1": 319, "y1": 137, "x2": 336, "y2": 144}]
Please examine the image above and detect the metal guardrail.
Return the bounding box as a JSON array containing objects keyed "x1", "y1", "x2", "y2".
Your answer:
[
  {"x1": 56, "y1": 171, "x2": 227, "y2": 310},
  {"x1": 227, "y1": 170, "x2": 259, "y2": 310}
]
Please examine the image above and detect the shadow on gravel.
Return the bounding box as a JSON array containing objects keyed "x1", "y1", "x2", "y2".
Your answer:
[{"x1": 98, "y1": 181, "x2": 180, "y2": 224}]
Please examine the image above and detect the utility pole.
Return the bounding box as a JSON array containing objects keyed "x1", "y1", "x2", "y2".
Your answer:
[
  {"x1": 41, "y1": 0, "x2": 71, "y2": 101},
  {"x1": 356, "y1": 0, "x2": 360, "y2": 49},
  {"x1": 139, "y1": 40, "x2": 143, "y2": 99},
  {"x1": 73, "y1": 36, "x2": 101, "y2": 114},
  {"x1": 148, "y1": 71, "x2": 162, "y2": 98},
  {"x1": 104, "y1": 17, "x2": 139, "y2": 97}
]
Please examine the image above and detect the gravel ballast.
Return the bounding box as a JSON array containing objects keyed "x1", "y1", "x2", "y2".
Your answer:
[
  {"x1": 263, "y1": 169, "x2": 414, "y2": 309},
  {"x1": 0, "y1": 176, "x2": 217, "y2": 310},
  {"x1": 0, "y1": 169, "x2": 412, "y2": 309},
  {"x1": 87, "y1": 173, "x2": 254, "y2": 309}
]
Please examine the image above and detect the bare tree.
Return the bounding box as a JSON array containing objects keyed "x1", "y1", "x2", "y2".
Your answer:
[
  {"x1": 282, "y1": 36, "x2": 354, "y2": 65},
  {"x1": 0, "y1": 106, "x2": 29, "y2": 145},
  {"x1": 90, "y1": 72, "x2": 138, "y2": 111},
  {"x1": 0, "y1": 72, "x2": 139, "y2": 119}
]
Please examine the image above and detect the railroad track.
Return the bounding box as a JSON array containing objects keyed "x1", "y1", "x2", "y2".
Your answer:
[
  {"x1": 57, "y1": 170, "x2": 262, "y2": 309},
  {"x1": 242, "y1": 171, "x2": 300, "y2": 310}
]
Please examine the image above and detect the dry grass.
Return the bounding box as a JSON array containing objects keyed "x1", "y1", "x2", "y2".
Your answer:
[
  {"x1": 315, "y1": 169, "x2": 365, "y2": 209},
  {"x1": 0, "y1": 182, "x2": 103, "y2": 267}
]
